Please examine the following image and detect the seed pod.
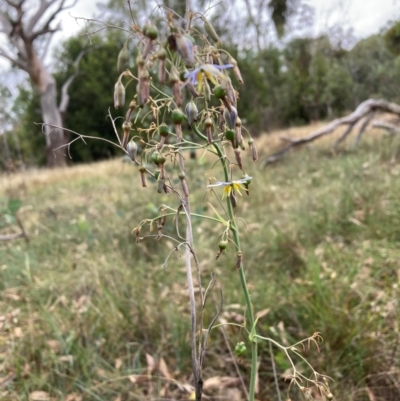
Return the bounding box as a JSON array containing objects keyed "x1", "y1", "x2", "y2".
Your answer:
[
  {"x1": 223, "y1": 107, "x2": 238, "y2": 130},
  {"x1": 155, "y1": 47, "x2": 167, "y2": 61},
  {"x1": 172, "y1": 109, "x2": 185, "y2": 142},
  {"x1": 225, "y1": 129, "x2": 235, "y2": 144},
  {"x1": 213, "y1": 85, "x2": 227, "y2": 100},
  {"x1": 138, "y1": 164, "x2": 147, "y2": 187},
  {"x1": 158, "y1": 153, "x2": 166, "y2": 179},
  {"x1": 235, "y1": 116, "x2": 243, "y2": 147},
  {"x1": 125, "y1": 100, "x2": 136, "y2": 122},
  {"x1": 117, "y1": 42, "x2": 129, "y2": 73},
  {"x1": 178, "y1": 171, "x2": 189, "y2": 197},
  {"x1": 172, "y1": 109, "x2": 185, "y2": 125},
  {"x1": 170, "y1": 68, "x2": 182, "y2": 107},
  {"x1": 219, "y1": 240, "x2": 228, "y2": 250},
  {"x1": 216, "y1": 239, "x2": 228, "y2": 260},
  {"x1": 143, "y1": 40, "x2": 153, "y2": 59},
  {"x1": 138, "y1": 68, "x2": 150, "y2": 106},
  {"x1": 114, "y1": 81, "x2": 125, "y2": 109},
  {"x1": 151, "y1": 151, "x2": 160, "y2": 165},
  {"x1": 158, "y1": 123, "x2": 169, "y2": 147},
  {"x1": 126, "y1": 140, "x2": 138, "y2": 161},
  {"x1": 143, "y1": 24, "x2": 158, "y2": 40},
  {"x1": 157, "y1": 153, "x2": 166, "y2": 165},
  {"x1": 222, "y1": 77, "x2": 237, "y2": 107},
  {"x1": 136, "y1": 54, "x2": 145, "y2": 76},
  {"x1": 236, "y1": 251, "x2": 242, "y2": 268},
  {"x1": 121, "y1": 121, "x2": 131, "y2": 149},
  {"x1": 326, "y1": 393, "x2": 334, "y2": 400},
  {"x1": 185, "y1": 101, "x2": 198, "y2": 126},
  {"x1": 175, "y1": 34, "x2": 194, "y2": 66},
  {"x1": 142, "y1": 25, "x2": 158, "y2": 58},
  {"x1": 158, "y1": 123, "x2": 169, "y2": 138},
  {"x1": 234, "y1": 342, "x2": 246, "y2": 356},
  {"x1": 204, "y1": 116, "x2": 213, "y2": 144},
  {"x1": 201, "y1": 16, "x2": 221, "y2": 44},
  {"x1": 234, "y1": 148, "x2": 243, "y2": 169},
  {"x1": 157, "y1": 176, "x2": 165, "y2": 193},
  {"x1": 248, "y1": 138, "x2": 258, "y2": 161},
  {"x1": 155, "y1": 48, "x2": 167, "y2": 84},
  {"x1": 228, "y1": 56, "x2": 243, "y2": 85}
]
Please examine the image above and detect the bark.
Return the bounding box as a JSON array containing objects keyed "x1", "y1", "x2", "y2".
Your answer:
[
  {"x1": 39, "y1": 62, "x2": 68, "y2": 167},
  {"x1": 0, "y1": 0, "x2": 78, "y2": 168},
  {"x1": 372, "y1": 120, "x2": 400, "y2": 135}
]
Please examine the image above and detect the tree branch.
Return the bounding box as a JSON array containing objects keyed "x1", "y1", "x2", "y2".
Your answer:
[
  {"x1": 59, "y1": 47, "x2": 95, "y2": 114},
  {"x1": 372, "y1": 120, "x2": 400, "y2": 135},
  {"x1": 353, "y1": 112, "x2": 376, "y2": 147},
  {"x1": 262, "y1": 99, "x2": 400, "y2": 166},
  {"x1": 0, "y1": 232, "x2": 25, "y2": 241},
  {"x1": 27, "y1": 0, "x2": 78, "y2": 39},
  {"x1": 0, "y1": 46, "x2": 28, "y2": 70}
]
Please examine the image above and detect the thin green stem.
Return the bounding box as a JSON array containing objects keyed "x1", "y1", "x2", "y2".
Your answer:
[
  {"x1": 137, "y1": 212, "x2": 226, "y2": 227},
  {"x1": 192, "y1": 124, "x2": 257, "y2": 401}
]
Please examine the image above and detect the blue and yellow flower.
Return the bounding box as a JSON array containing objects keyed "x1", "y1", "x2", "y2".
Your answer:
[
  {"x1": 207, "y1": 177, "x2": 253, "y2": 198},
  {"x1": 184, "y1": 64, "x2": 233, "y2": 93}
]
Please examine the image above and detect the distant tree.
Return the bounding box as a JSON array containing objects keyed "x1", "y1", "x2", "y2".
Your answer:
[
  {"x1": 385, "y1": 21, "x2": 400, "y2": 56},
  {"x1": 0, "y1": 0, "x2": 83, "y2": 168},
  {"x1": 13, "y1": 29, "x2": 130, "y2": 165},
  {"x1": 348, "y1": 35, "x2": 400, "y2": 106}
]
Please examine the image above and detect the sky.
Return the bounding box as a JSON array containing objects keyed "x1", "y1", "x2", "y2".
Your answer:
[
  {"x1": 54, "y1": 0, "x2": 400, "y2": 41},
  {"x1": 309, "y1": 0, "x2": 400, "y2": 39},
  {"x1": 1, "y1": 0, "x2": 399, "y2": 71}
]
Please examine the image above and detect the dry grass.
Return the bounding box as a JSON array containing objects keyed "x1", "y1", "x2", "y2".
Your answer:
[{"x1": 1, "y1": 123, "x2": 400, "y2": 401}]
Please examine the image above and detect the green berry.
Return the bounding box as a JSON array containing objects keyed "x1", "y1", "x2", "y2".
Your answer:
[
  {"x1": 225, "y1": 129, "x2": 235, "y2": 141},
  {"x1": 235, "y1": 342, "x2": 246, "y2": 356},
  {"x1": 158, "y1": 123, "x2": 169, "y2": 137},
  {"x1": 213, "y1": 85, "x2": 227, "y2": 99},
  {"x1": 219, "y1": 240, "x2": 228, "y2": 250},
  {"x1": 172, "y1": 109, "x2": 185, "y2": 125}
]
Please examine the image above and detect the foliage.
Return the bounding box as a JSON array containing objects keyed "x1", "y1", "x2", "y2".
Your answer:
[
  {"x1": 12, "y1": 30, "x2": 128, "y2": 166},
  {"x1": 10, "y1": 20, "x2": 400, "y2": 167},
  {"x1": 385, "y1": 21, "x2": 400, "y2": 55}
]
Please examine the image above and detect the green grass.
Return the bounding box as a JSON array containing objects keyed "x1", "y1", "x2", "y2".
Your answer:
[{"x1": 1, "y1": 134, "x2": 400, "y2": 401}]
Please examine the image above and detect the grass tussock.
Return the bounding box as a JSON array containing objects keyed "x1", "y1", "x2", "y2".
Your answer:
[{"x1": 1, "y1": 125, "x2": 400, "y2": 401}]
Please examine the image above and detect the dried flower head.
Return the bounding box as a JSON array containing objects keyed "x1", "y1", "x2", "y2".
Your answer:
[
  {"x1": 126, "y1": 139, "x2": 138, "y2": 161},
  {"x1": 175, "y1": 34, "x2": 195, "y2": 66},
  {"x1": 185, "y1": 101, "x2": 199, "y2": 126},
  {"x1": 114, "y1": 81, "x2": 125, "y2": 109}
]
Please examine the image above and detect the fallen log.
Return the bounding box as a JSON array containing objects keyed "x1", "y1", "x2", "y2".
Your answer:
[{"x1": 262, "y1": 99, "x2": 400, "y2": 166}]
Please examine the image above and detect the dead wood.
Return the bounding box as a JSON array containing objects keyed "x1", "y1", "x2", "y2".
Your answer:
[{"x1": 262, "y1": 99, "x2": 400, "y2": 166}]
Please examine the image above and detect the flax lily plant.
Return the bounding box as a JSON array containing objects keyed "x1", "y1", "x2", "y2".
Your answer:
[{"x1": 70, "y1": 6, "x2": 333, "y2": 401}]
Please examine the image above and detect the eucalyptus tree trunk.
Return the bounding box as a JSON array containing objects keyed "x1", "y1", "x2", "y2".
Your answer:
[
  {"x1": 38, "y1": 67, "x2": 68, "y2": 168},
  {"x1": 0, "y1": 0, "x2": 79, "y2": 168}
]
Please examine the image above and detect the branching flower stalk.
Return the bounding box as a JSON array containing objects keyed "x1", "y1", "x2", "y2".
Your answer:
[
  {"x1": 51, "y1": 5, "x2": 333, "y2": 401},
  {"x1": 191, "y1": 124, "x2": 258, "y2": 400}
]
